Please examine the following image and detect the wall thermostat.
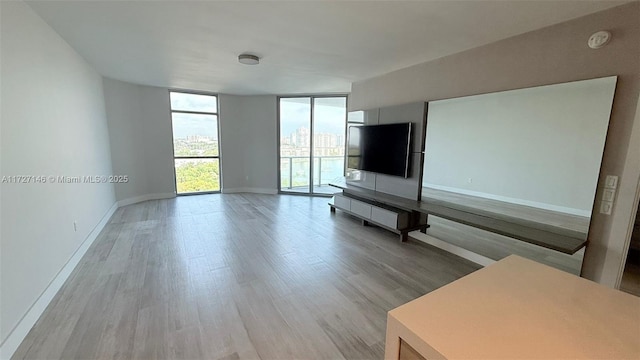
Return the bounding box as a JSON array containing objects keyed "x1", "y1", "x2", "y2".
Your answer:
[{"x1": 588, "y1": 31, "x2": 611, "y2": 49}]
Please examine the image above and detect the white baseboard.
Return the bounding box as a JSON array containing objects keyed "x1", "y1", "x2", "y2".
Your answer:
[
  {"x1": 116, "y1": 192, "x2": 175, "y2": 207},
  {"x1": 422, "y1": 184, "x2": 591, "y2": 217},
  {"x1": 408, "y1": 230, "x2": 496, "y2": 267},
  {"x1": 0, "y1": 201, "x2": 119, "y2": 360},
  {"x1": 222, "y1": 187, "x2": 277, "y2": 195}
]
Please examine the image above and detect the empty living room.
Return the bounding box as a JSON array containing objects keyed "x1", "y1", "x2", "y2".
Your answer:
[{"x1": 2, "y1": 1, "x2": 640, "y2": 359}]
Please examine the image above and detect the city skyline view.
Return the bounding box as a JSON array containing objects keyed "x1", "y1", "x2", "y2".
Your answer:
[
  {"x1": 279, "y1": 97, "x2": 347, "y2": 193},
  {"x1": 170, "y1": 92, "x2": 221, "y2": 194},
  {"x1": 170, "y1": 94, "x2": 350, "y2": 194},
  {"x1": 280, "y1": 126, "x2": 345, "y2": 157},
  {"x1": 279, "y1": 97, "x2": 347, "y2": 135}
]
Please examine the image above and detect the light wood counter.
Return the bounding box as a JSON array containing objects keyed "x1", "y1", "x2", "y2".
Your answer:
[{"x1": 385, "y1": 255, "x2": 640, "y2": 359}]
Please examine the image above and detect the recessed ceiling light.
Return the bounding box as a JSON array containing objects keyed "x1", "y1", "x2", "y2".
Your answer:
[{"x1": 238, "y1": 54, "x2": 260, "y2": 65}]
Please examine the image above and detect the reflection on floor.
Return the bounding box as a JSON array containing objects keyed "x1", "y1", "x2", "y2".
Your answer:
[
  {"x1": 281, "y1": 184, "x2": 338, "y2": 195},
  {"x1": 422, "y1": 187, "x2": 590, "y2": 235},
  {"x1": 416, "y1": 187, "x2": 587, "y2": 275},
  {"x1": 421, "y1": 216, "x2": 584, "y2": 275}
]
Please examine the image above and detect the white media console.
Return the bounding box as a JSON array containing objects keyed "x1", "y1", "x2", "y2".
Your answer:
[
  {"x1": 329, "y1": 182, "x2": 429, "y2": 242},
  {"x1": 329, "y1": 177, "x2": 587, "y2": 254}
]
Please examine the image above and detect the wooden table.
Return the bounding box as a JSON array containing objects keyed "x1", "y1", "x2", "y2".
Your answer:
[{"x1": 385, "y1": 255, "x2": 640, "y2": 359}]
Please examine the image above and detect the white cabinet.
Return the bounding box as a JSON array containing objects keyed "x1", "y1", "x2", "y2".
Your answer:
[
  {"x1": 371, "y1": 207, "x2": 399, "y2": 229},
  {"x1": 350, "y1": 200, "x2": 372, "y2": 219},
  {"x1": 333, "y1": 194, "x2": 351, "y2": 210},
  {"x1": 330, "y1": 192, "x2": 424, "y2": 242},
  {"x1": 333, "y1": 195, "x2": 375, "y2": 222}
]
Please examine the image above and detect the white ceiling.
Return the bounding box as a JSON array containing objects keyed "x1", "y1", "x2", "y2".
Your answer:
[{"x1": 27, "y1": 1, "x2": 628, "y2": 95}]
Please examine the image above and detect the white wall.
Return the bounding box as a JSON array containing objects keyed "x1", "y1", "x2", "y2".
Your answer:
[
  {"x1": 139, "y1": 86, "x2": 176, "y2": 196},
  {"x1": 103, "y1": 78, "x2": 176, "y2": 203},
  {"x1": 219, "y1": 95, "x2": 278, "y2": 193},
  {"x1": 423, "y1": 77, "x2": 616, "y2": 216},
  {"x1": 218, "y1": 95, "x2": 246, "y2": 190},
  {"x1": 349, "y1": 3, "x2": 640, "y2": 286},
  {"x1": 103, "y1": 79, "x2": 148, "y2": 200},
  {"x1": 0, "y1": 0, "x2": 116, "y2": 349}
]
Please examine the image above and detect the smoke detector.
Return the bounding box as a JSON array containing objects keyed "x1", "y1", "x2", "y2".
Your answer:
[
  {"x1": 588, "y1": 31, "x2": 611, "y2": 49},
  {"x1": 238, "y1": 54, "x2": 260, "y2": 65}
]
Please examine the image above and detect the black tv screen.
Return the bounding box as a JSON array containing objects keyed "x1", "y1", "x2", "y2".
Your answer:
[{"x1": 347, "y1": 123, "x2": 413, "y2": 178}]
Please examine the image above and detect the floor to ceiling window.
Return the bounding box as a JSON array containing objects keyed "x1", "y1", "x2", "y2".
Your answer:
[
  {"x1": 169, "y1": 91, "x2": 221, "y2": 194},
  {"x1": 278, "y1": 96, "x2": 347, "y2": 195}
]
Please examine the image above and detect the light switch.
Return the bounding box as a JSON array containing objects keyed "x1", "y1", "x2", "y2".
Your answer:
[
  {"x1": 605, "y1": 175, "x2": 618, "y2": 189},
  {"x1": 602, "y1": 188, "x2": 616, "y2": 202},
  {"x1": 600, "y1": 201, "x2": 613, "y2": 215}
]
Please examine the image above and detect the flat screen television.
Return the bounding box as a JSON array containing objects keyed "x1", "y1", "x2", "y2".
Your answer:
[{"x1": 347, "y1": 123, "x2": 413, "y2": 178}]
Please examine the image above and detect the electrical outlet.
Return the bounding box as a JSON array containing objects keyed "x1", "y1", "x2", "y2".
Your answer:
[
  {"x1": 600, "y1": 201, "x2": 612, "y2": 215},
  {"x1": 605, "y1": 175, "x2": 618, "y2": 189},
  {"x1": 602, "y1": 188, "x2": 615, "y2": 202},
  {"x1": 468, "y1": 178, "x2": 473, "y2": 184}
]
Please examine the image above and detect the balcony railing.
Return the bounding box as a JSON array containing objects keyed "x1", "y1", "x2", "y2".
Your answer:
[{"x1": 280, "y1": 156, "x2": 344, "y2": 190}]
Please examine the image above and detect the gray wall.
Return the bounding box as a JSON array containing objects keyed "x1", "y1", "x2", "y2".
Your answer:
[
  {"x1": 103, "y1": 84, "x2": 279, "y2": 201},
  {"x1": 103, "y1": 78, "x2": 176, "y2": 202},
  {"x1": 219, "y1": 95, "x2": 278, "y2": 193},
  {"x1": 349, "y1": 3, "x2": 640, "y2": 287},
  {"x1": 218, "y1": 95, "x2": 246, "y2": 190},
  {"x1": 1, "y1": 1, "x2": 116, "y2": 344}
]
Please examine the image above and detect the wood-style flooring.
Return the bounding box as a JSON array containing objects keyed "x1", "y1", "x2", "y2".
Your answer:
[{"x1": 13, "y1": 194, "x2": 480, "y2": 360}]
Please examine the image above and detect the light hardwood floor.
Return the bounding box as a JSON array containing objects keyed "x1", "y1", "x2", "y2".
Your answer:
[{"x1": 13, "y1": 194, "x2": 480, "y2": 360}]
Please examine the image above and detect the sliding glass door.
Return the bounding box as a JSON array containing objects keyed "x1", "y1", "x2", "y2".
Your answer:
[
  {"x1": 279, "y1": 98, "x2": 312, "y2": 193},
  {"x1": 312, "y1": 97, "x2": 347, "y2": 194},
  {"x1": 278, "y1": 96, "x2": 347, "y2": 195}
]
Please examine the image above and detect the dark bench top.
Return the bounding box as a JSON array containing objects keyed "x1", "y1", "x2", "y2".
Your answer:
[{"x1": 329, "y1": 179, "x2": 587, "y2": 255}]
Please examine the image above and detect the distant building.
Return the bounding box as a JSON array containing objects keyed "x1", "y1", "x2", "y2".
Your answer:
[
  {"x1": 281, "y1": 127, "x2": 344, "y2": 157},
  {"x1": 186, "y1": 135, "x2": 214, "y2": 143}
]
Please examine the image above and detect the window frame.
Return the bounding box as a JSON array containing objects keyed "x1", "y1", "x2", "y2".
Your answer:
[
  {"x1": 168, "y1": 89, "x2": 223, "y2": 195},
  {"x1": 276, "y1": 94, "x2": 349, "y2": 196}
]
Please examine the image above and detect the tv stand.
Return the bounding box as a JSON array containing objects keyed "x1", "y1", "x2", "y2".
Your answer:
[
  {"x1": 329, "y1": 182, "x2": 429, "y2": 242},
  {"x1": 329, "y1": 178, "x2": 587, "y2": 255}
]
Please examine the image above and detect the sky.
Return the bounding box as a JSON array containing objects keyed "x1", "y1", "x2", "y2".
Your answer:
[
  {"x1": 172, "y1": 113, "x2": 218, "y2": 139},
  {"x1": 170, "y1": 92, "x2": 217, "y2": 113},
  {"x1": 279, "y1": 97, "x2": 347, "y2": 136},
  {"x1": 169, "y1": 92, "x2": 346, "y2": 139},
  {"x1": 170, "y1": 92, "x2": 219, "y2": 139}
]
